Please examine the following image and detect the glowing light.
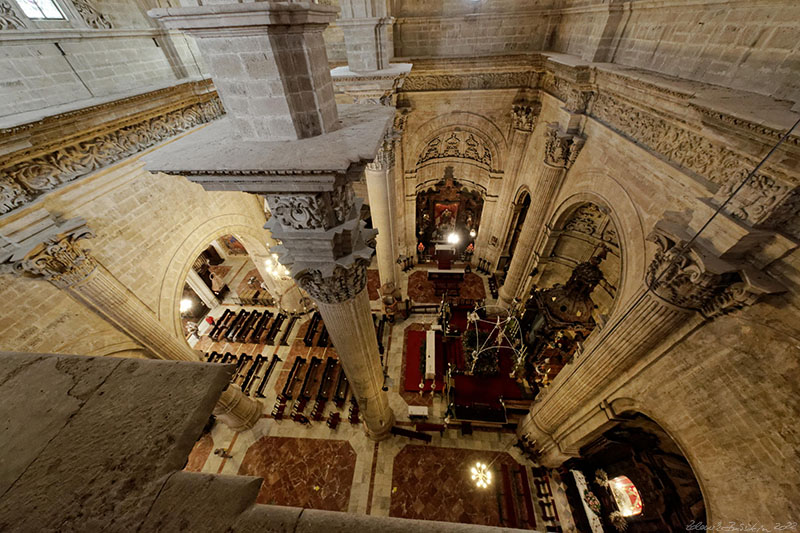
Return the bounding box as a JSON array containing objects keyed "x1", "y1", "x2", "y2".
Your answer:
[
  {"x1": 447, "y1": 232, "x2": 459, "y2": 244},
  {"x1": 180, "y1": 298, "x2": 193, "y2": 313},
  {"x1": 469, "y1": 229, "x2": 477, "y2": 238},
  {"x1": 470, "y1": 462, "x2": 492, "y2": 489},
  {"x1": 610, "y1": 475, "x2": 643, "y2": 517},
  {"x1": 264, "y1": 252, "x2": 290, "y2": 279}
]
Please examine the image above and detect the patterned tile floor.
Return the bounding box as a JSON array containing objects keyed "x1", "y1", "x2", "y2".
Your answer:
[
  {"x1": 238, "y1": 436, "x2": 357, "y2": 511},
  {"x1": 185, "y1": 266, "x2": 544, "y2": 529},
  {"x1": 389, "y1": 445, "x2": 520, "y2": 527}
]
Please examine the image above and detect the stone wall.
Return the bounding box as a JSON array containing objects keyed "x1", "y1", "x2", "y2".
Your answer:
[
  {"x1": 0, "y1": 0, "x2": 206, "y2": 118},
  {"x1": 392, "y1": 0, "x2": 558, "y2": 59},
  {"x1": 551, "y1": 0, "x2": 800, "y2": 102},
  {"x1": 0, "y1": 153, "x2": 268, "y2": 355}
]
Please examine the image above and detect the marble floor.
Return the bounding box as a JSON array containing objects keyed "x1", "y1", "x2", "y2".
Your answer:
[{"x1": 184, "y1": 262, "x2": 553, "y2": 529}]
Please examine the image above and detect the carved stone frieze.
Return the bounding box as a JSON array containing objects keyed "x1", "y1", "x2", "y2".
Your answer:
[
  {"x1": 295, "y1": 257, "x2": 371, "y2": 304},
  {"x1": 401, "y1": 71, "x2": 534, "y2": 92},
  {"x1": 5, "y1": 219, "x2": 97, "y2": 290},
  {"x1": 541, "y1": 73, "x2": 593, "y2": 113},
  {"x1": 591, "y1": 91, "x2": 799, "y2": 233},
  {"x1": 543, "y1": 124, "x2": 585, "y2": 169},
  {"x1": 416, "y1": 131, "x2": 494, "y2": 170},
  {"x1": 0, "y1": 96, "x2": 224, "y2": 216},
  {"x1": 0, "y1": 1, "x2": 24, "y2": 30},
  {"x1": 367, "y1": 133, "x2": 396, "y2": 172},
  {"x1": 699, "y1": 281, "x2": 762, "y2": 319},
  {"x1": 73, "y1": 0, "x2": 113, "y2": 29}
]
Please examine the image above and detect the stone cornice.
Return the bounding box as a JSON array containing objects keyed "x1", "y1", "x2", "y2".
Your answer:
[{"x1": 0, "y1": 81, "x2": 224, "y2": 217}]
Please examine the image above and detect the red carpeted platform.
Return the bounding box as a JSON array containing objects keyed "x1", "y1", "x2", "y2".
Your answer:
[{"x1": 404, "y1": 330, "x2": 446, "y2": 392}]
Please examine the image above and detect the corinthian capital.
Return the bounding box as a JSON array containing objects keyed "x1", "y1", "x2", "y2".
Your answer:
[
  {"x1": 646, "y1": 221, "x2": 783, "y2": 314},
  {"x1": 512, "y1": 101, "x2": 541, "y2": 133},
  {"x1": 1, "y1": 217, "x2": 96, "y2": 289},
  {"x1": 543, "y1": 124, "x2": 585, "y2": 169},
  {"x1": 295, "y1": 257, "x2": 371, "y2": 304},
  {"x1": 367, "y1": 133, "x2": 395, "y2": 172}
]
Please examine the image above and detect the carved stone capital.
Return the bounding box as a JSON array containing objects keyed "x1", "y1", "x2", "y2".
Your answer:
[
  {"x1": 2, "y1": 218, "x2": 97, "y2": 289},
  {"x1": 73, "y1": 0, "x2": 113, "y2": 29},
  {"x1": 366, "y1": 133, "x2": 396, "y2": 172},
  {"x1": 511, "y1": 100, "x2": 541, "y2": 133},
  {"x1": 646, "y1": 222, "x2": 783, "y2": 314},
  {"x1": 295, "y1": 257, "x2": 371, "y2": 304},
  {"x1": 543, "y1": 124, "x2": 585, "y2": 169}
]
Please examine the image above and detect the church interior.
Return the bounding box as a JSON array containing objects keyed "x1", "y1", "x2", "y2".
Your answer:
[{"x1": 0, "y1": 0, "x2": 798, "y2": 531}]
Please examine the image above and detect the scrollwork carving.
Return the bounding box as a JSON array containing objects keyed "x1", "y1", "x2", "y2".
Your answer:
[
  {"x1": 646, "y1": 228, "x2": 724, "y2": 310},
  {"x1": 8, "y1": 220, "x2": 97, "y2": 289},
  {"x1": 511, "y1": 101, "x2": 540, "y2": 132},
  {"x1": 0, "y1": 1, "x2": 25, "y2": 30},
  {"x1": 402, "y1": 71, "x2": 533, "y2": 92},
  {"x1": 266, "y1": 194, "x2": 329, "y2": 231},
  {"x1": 73, "y1": 0, "x2": 113, "y2": 29},
  {"x1": 416, "y1": 130, "x2": 494, "y2": 170},
  {"x1": 1, "y1": 96, "x2": 224, "y2": 215},
  {"x1": 295, "y1": 258, "x2": 370, "y2": 304}
]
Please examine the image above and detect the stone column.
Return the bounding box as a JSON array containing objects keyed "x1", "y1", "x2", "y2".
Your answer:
[
  {"x1": 482, "y1": 92, "x2": 540, "y2": 266},
  {"x1": 185, "y1": 267, "x2": 220, "y2": 310},
  {"x1": 1, "y1": 217, "x2": 262, "y2": 432},
  {"x1": 523, "y1": 221, "x2": 782, "y2": 466},
  {"x1": 266, "y1": 180, "x2": 395, "y2": 440},
  {"x1": 498, "y1": 124, "x2": 584, "y2": 307},
  {"x1": 147, "y1": 0, "x2": 395, "y2": 440},
  {"x1": 337, "y1": 0, "x2": 392, "y2": 73},
  {"x1": 365, "y1": 134, "x2": 398, "y2": 288}
]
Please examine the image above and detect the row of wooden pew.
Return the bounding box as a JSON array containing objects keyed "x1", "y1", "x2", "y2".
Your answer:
[
  {"x1": 272, "y1": 355, "x2": 357, "y2": 428},
  {"x1": 303, "y1": 312, "x2": 330, "y2": 347},
  {"x1": 204, "y1": 350, "x2": 280, "y2": 398},
  {"x1": 209, "y1": 308, "x2": 298, "y2": 346}
]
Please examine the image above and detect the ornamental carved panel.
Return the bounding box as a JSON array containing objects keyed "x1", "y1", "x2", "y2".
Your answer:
[
  {"x1": 417, "y1": 131, "x2": 494, "y2": 170},
  {"x1": 295, "y1": 258, "x2": 370, "y2": 304},
  {"x1": 0, "y1": 1, "x2": 24, "y2": 30},
  {"x1": 0, "y1": 96, "x2": 224, "y2": 215}
]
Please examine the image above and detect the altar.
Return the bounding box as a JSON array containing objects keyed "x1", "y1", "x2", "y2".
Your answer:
[{"x1": 427, "y1": 267, "x2": 465, "y2": 295}]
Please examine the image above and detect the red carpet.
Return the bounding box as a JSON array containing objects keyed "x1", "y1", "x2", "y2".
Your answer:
[{"x1": 404, "y1": 330, "x2": 445, "y2": 392}]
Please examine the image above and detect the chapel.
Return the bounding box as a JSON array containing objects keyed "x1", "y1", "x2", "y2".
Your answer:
[{"x1": 0, "y1": 0, "x2": 798, "y2": 531}]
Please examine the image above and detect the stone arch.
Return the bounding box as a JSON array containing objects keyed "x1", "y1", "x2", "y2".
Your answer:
[
  {"x1": 157, "y1": 213, "x2": 272, "y2": 338},
  {"x1": 545, "y1": 170, "x2": 648, "y2": 315},
  {"x1": 407, "y1": 111, "x2": 508, "y2": 172},
  {"x1": 605, "y1": 399, "x2": 711, "y2": 524}
]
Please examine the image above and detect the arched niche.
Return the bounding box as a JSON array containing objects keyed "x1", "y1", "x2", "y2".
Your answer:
[
  {"x1": 157, "y1": 213, "x2": 274, "y2": 339},
  {"x1": 536, "y1": 201, "x2": 622, "y2": 321},
  {"x1": 564, "y1": 410, "x2": 707, "y2": 532}
]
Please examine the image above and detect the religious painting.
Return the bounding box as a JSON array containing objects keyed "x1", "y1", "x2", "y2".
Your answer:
[
  {"x1": 219, "y1": 234, "x2": 248, "y2": 256},
  {"x1": 434, "y1": 202, "x2": 458, "y2": 234}
]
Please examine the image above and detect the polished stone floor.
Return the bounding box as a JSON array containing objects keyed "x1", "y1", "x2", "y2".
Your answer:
[{"x1": 184, "y1": 261, "x2": 556, "y2": 528}]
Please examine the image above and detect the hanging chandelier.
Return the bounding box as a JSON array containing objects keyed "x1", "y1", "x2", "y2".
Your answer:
[
  {"x1": 470, "y1": 462, "x2": 492, "y2": 488},
  {"x1": 264, "y1": 253, "x2": 290, "y2": 280},
  {"x1": 464, "y1": 304, "x2": 527, "y2": 376}
]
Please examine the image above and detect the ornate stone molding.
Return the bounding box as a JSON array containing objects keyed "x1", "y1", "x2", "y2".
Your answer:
[
  {"x1": 416, "y1": 130, "x2": 495, "y2": 170},
  {"x1": 73, "y1": 0, "x2": 113, "y2": 29},
  {"x1": 541, "y1": 72, "x2": 593, "y2": 113},
  {"x1": 645, "y1": 223, "x2": 782, "y2": 315},
  {"x1": 266, "y1": 183, "x2": 354, "y2": 232},
  {"x1": 295, "y1": 257, "x2": 371, "y2": 304},
  {"x1": 0, "y1": 1, "x2": 24, "y2": 30},
  {"x1": 543, "y1": 124, "x2": 585, "y2": 169},
  {"x1": 402, "y1": 71, "x2": 535, "y2": 92},
  {"x1": 2, "y1": 218, "x2": 97, "y2": 289},
  {"x1": 367, "y1": 132, "x2": 396, "y2": 172},
  {"x1": 1, "y1": 94, "x2": 224, "y2": 216},
  {"x1": 590, "y1": 91, "x2": 798, "y2": 232}
]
